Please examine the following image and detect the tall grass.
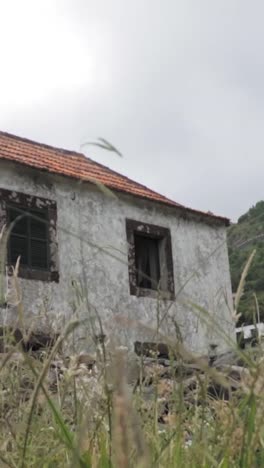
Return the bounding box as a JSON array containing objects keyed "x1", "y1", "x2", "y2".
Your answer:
[
  {"x1": 1, "y1": 187, "x2": 264, "y2": 466},
  {"x1": 1, "y1": 251, "x2": 264, "y2": 467}
]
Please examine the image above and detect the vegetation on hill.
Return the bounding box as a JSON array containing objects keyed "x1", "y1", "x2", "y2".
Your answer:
[{"x1": 228, "y1": 201, "x2": 264, "y2": 325}]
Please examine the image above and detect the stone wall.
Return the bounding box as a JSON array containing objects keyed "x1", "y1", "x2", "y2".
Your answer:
[{"x1": 0, "y1": 160, "x2": 235, "y2": 354}]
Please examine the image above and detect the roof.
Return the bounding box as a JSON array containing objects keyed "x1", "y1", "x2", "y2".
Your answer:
[{"x1": 0, "y1": 131, "x2": 229, "y2": 225}]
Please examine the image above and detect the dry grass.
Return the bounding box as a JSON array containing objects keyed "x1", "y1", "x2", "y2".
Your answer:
[
  {"x1": 1, "y1": 319, "x2": 264, "y2": 467},
  {"x1": 1, "y1": 219, "x2": 264, "y2": 467}
]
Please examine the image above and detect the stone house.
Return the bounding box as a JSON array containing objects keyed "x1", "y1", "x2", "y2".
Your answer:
[{"x1": 0, "y1": 131, "x2": 235, "y2": 354}]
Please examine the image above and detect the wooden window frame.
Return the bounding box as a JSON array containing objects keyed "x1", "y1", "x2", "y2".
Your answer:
[
  {"x1": 126, "y1": 219, "x2": 175, "y2": 300},
  {"x1": 0, "y1": 188, "x2": 59, "y2": 282}
]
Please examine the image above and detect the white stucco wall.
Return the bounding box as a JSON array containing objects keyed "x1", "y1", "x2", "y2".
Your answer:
[{"x1": 0, "y1": 161, "x2": 236, "y2": 354}]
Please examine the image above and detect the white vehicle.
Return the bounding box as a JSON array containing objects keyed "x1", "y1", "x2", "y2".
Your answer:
[{"x1": 236, "y1": 323, "x2": 264, "y2": 347}]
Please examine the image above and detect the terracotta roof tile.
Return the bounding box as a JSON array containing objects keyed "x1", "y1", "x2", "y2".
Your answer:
[{"x1": 0, "y1": 131, "x2": 229, "y2": 225}]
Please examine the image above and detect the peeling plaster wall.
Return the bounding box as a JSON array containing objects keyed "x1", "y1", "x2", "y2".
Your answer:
[{"x1": 0, "y1": 161, "x2": 235, "y2": 354}]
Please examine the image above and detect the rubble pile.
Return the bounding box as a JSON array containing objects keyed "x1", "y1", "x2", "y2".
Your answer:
[{"x1": 0, "y1": 330, "x2": 256, "y2": 426}]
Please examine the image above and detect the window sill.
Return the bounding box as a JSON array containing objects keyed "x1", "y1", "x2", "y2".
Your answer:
[
  {"x1": 7, "y1": 266, "x2": 59, "y2": 283},
  {"x1": 130, "y1": 286, "x2": 175, "y2": 301}
]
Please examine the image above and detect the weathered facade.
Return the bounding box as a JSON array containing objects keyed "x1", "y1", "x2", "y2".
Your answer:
[{"x1": 0, "y1": 132, "x2": 235, "y2": 354}]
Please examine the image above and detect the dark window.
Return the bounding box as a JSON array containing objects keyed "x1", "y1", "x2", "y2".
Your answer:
[
  {"x1": 134, "y1": 234, "x2": 160, "y2": 290},
  {"x1": 8, "y1": 206, "x2": 49, "y2": 270},
  {"x1": 126, "y1": 219, "x2": 175, "y2": 299},
  {"x1": 0, "y1": 188, "x2": 59, "y2": 282}
]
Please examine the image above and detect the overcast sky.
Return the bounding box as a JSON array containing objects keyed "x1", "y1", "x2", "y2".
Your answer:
[{"x1": 0, "y1": 1, "x2": 263, "y2": 221}]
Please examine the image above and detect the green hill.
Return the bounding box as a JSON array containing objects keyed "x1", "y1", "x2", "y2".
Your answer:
[{"x1": 228, "y1": 201, "x2": 264, "y2": 325}]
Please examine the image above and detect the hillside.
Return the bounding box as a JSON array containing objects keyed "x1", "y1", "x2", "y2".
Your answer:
[{"x1": 228, "y1": 201, "x2": 264, "y2": 325}]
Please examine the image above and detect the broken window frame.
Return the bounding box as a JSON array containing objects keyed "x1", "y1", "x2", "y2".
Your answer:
[
  {"x1": 126, "y1": 219, "x2": 175, "y2": 299},
  {"x1": 0, "y1": 188, "x2": 59, "y2": 282}
]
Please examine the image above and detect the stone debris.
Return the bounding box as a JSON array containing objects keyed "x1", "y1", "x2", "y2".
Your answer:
[
  {"x1": 0, "y1": 327, "x2": 59, "y2": 353},
  {"x1": 0, "y1": 333, "x2": 256, "y2": 427}
]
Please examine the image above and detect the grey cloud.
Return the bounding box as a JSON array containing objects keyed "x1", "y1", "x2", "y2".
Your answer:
[{"x1": 1, "y1": 0, "x2": 264, "y2": 220}]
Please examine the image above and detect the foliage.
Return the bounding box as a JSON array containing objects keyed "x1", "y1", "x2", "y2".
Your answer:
[
  {"x1": 2, "y1": 332, "x2": 264, "y2": 467},
  {"x1": 228, "y1": 201, "x2": 264, "y2": 325}
]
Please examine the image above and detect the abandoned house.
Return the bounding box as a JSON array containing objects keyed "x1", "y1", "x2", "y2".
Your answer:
[{"x1": 0, "y1": 131, "x2": 235, "y2": 354}]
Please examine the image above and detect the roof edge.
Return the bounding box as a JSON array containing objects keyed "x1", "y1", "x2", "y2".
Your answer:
[{"x1": 0, "y1": 130, "x2": 230, "y2": 226}]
